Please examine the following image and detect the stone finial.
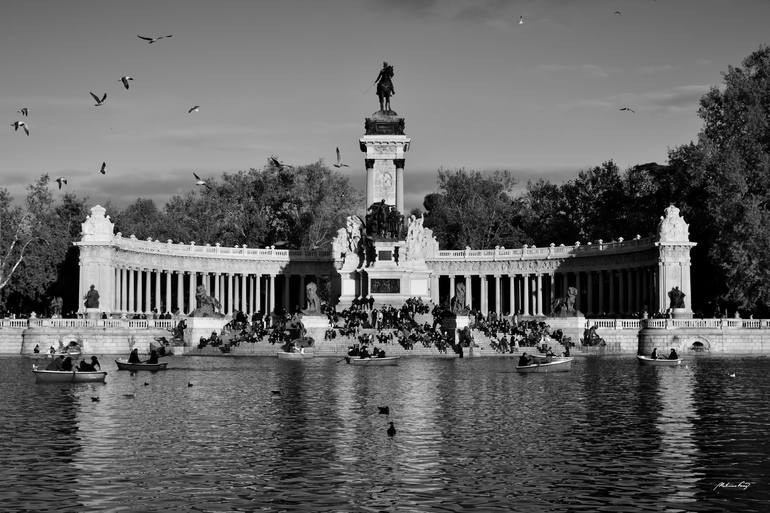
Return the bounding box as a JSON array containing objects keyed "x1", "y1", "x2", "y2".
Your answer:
[
  {"x1": 80, "y1": 205, "x2": 115, "y2": 242},
  {"x1": 658, "y1": 204, "x2": 690, "y2": 242}
]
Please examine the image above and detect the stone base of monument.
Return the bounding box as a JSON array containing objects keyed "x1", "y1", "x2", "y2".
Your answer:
[
  {"x1": 300, "y1": 314, "x2": 331, "y2": 347},
  {"x1": 184, "y1": 317, "x2": 228, "y2": 348},
  {"x1": 86, "y1": 308, "x2": 100, "y2": 320},
  {"x1": 670, "y1": 308, "x2": 693, "y2": 319},
  {"x1": 440, "y1": 315, "x2": 470, "y2": 345}
]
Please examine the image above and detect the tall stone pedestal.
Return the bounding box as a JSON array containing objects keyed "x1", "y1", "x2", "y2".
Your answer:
[
  {"x1": 184, "y1": 317, "x2": 228, "y2": 347},
  {"x1": 86, "y1": 308, "x2": 100, "y2": 320},
  {"x1": 363, "y1": 239, "x2": 432, "y2": 306}
]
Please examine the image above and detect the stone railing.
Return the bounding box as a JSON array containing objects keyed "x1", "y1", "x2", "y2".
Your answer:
[
  {"x1": 109, "y1": 236, "x2": 333, "y2": 262},
  {"x1": 0, "y1": 318, "x2": 177, "y2": 330},
  {"x1": 585, "y1": 318, "x2": 770, "y2": 330},
  {"x1": 432, "y1": 236, "x2": 656, "y2": 262}
]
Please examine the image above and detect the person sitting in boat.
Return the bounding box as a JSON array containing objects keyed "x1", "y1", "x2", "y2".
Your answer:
[
  {"x1": 651, "y1": 347, "x2": 659, "y2": 359},
  {"x1": 518, "y1": 352, "x2": 532, "y2": 366},
  {"x1": 90, "y1": 356, "x2": 101, "y2": 371},
  {"x1": 128, "y1": 348, "x2": 141, "y2": 364},
  {"x1": 347, "y1": 344, "x2": 360, "y2": 357},
  {"x1": 46, "y1": 355, "x2": 65, "y2": 371},
  {"x1": 33, "y1": 344, "x2": 40, "y2": 354},
  {"x1": 668, "y1": 348, "x2": 679, "y2": 360},
  {"x1": 145, "y1": 349, "x2": 159, "y2": 364},
  {"x1": 359, "y1": 345, "x2": 370, "y2": 359},
  {"x1": 48, "y1": 345, "x2": 56, "y2": 356},
  {"x1": 78, "y1": 358, "x2": 96, "y2": 372},
  {"x1": 61, "y1": 357, "x2": 74, "y2": 371},
  {"x1": 376, "y1": 347, "x2": 386, "y2": 358}
]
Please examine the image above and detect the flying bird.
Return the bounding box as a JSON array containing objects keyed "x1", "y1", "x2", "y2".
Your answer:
[
  {"x1": 99, "y1": 162, "x2": 107, "y2": 175},
  {"x1": 187, "y1": 105, "x2": 200, "y2": 114},
  {"x1": 119, "y1": 76, "x2": 134, "y2": 90},
  {"x1": 90, "y1": 92, "x2": 107, "y2": 106},
  {"x1": 193, "y1": 172, "x2": 212, "y2": 190},
  {"x1": 378, "y1": 406, "x2": 390, "y2": 415},
  {"x1": 10, "y1": 121, "x2": 29, "y2": 135},
  {"x1": 188, "y1": 382, "x2": 194, "y2": 387},
  {"x1": 619, "y1": 106, "x2": 636, "y2": 113},
  {"x1": 137, "y1": 34, "x2": 173, "y2": 44},
  {"x1": 55, "y1": 177, "x2": 67, "y2": 189},
  {"x1": 17, "y1": 107, "x2": 28, "y2": 116},
  {"x1": 270, "y1": 156, "x2": 293, "y2": 169},
  {"x1": 387, "y1": 421, "x2": 396, "y2": 437},
  {"x1": 614, "y1": 10, "x2": 622, "y2": 15},
  {"x1": 728, "y1": 371, "x2": 736, "y2": 378},
  {"x1": 518, "y1": 15, "x2": 525, "y2": 25},
  {"x1": 333, "y1": 147, "x2": 349, "y2": 168}
]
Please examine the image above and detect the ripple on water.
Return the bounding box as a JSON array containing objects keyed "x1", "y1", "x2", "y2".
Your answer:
[{"x1": 1, "y1": 355, "x2": 769, "y2": 511}]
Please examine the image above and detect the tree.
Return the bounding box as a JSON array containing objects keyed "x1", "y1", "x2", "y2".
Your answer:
[
  {"x1": 683, "y1": 46, "x2": 770, "y2": 311},
  {"x1": 422, "y1": 169, "x2": 529, "y2": 249}
]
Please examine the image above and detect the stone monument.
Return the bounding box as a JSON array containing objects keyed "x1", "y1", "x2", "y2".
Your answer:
[
  {"x1": 83, "y1": 284, "x2": 100, "y2": 319},
  {"x1": 655, "y1": 205, "x2": 697, "y2": 318},
  {"x1": 184, "y1": 285, "x2": 227, "y2": 348}
]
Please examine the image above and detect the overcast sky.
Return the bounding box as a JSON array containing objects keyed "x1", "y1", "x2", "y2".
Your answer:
[{"x1": 2, "y1": 0, "x2": 769, "y2": 212}]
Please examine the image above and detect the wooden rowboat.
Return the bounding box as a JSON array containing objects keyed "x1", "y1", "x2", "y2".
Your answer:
[
  {"x1": 344, "y1": 356, "x2": 400, "y2": 366},
  {"x1": 637, "y1": 355, "x2": 681, "y2": 366},
  {"x1": 276, "y1": 351, "x2": 315, "y2": 359},
  {"x1": 115, "y1": 359, "x2": 168, "y2": 371},
  {"x1": 33, "y1": 368, "x2": 107, "y2": 383},
  {"x1": 515, "y1": 357, "x2": 573, "y2": 373}
]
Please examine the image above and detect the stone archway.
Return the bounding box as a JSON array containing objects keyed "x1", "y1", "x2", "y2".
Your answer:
[{"x1": 687, "y1": 337, "x2": 710, "y2": 352}]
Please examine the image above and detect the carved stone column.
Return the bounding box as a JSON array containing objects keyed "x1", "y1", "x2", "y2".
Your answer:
[
  {"x1": 494, "y1": 275, "x2": 501, "y2": 315},
  {"x1": 121, "y1": 268, "x2": 127, "y2": 313},
  {"x1": 165, "y1": 271, "x2": 171, "y2": 315},
  {"x1": 268, "y1": 274, "x2": 275, "y2": 314},
  {"x1": 227, "y1": 273, "x2": 234, "y2": 315},
  {"x1": 136, "y1": 269, "x2": 144, "y2": 315},
  {"x1": 522, "y1": 274, "x2": 530, "y2": 316},
  {"x1": 214, "y1": 272, "x2": 221, "y2": 308},
  {"x1": 449, "y1": 275, "x2": 456, "y2": 304},
  {"x1": 464, "y1": 275, "x2": 472, "y2": 309},
  {"x1": 394, "y1": 158, "x2": 405, "y2": 214},
  {"x1": 536, "y1": 273, "x2": 543, "y2": 316},
  {"x1": 509, "y1": 275, "x2": 516, "y2": 315},
  {"x1": 176, "y1": 271, "x2": 184, "y2": 314},
  {"x1": 430, "y1": 274, "x2": 440, "y2": 304},
  {"x1": 128, "y1": 268, "x2": 135, "y2": 314},
  {"x1": 188, "y1": 272, "x2": 197, "y2": 315},
  {"x1": 154, "y1": 270, "x2": 161, "y2": 315},
  {"x1": 549, "y1": 273, "x2": 555, "y2": 315},
  {"x1": 144, "y1": 268, "x2": 151, "y2": 313},
  {"x1": 241, "y1": 273, "x2": 248, "y2": 313},
  {"x1": 255, "y1": 274, "x2": 262, "y2": 313}
]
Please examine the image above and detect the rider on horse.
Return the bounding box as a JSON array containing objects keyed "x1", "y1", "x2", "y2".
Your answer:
[{"x1": 375, "y1": 61, "x2": 395, "y2": 111}]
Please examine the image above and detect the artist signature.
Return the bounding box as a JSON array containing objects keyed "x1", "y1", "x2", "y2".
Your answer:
[{"x1": 713, "y1": 481, "x2": 752, "y2": 491}]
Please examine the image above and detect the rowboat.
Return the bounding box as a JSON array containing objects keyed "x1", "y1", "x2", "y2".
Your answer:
[
  {"x1": 637, "y1": 355, "x2": 681, "y2": 366},
  {"x1": 344, "y1": 356, "x2": 400, "y2": 366},
  {"x1": 276, "y1": 351, "x2": 315, "y2": 359},
  {"x1": 33, "y1": 368, "x2": 107, "y2": 383},
  {"x1": 115, "y1": 359, "x2": 168, "y2": 371},
  {"x1": 515, "y1": 357, "x2": 573, "y2": 373}
]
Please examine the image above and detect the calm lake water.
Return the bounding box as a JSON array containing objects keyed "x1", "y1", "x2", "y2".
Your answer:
[{"x1": 1, "y1": 354, "x2": 768, "y2": 512}]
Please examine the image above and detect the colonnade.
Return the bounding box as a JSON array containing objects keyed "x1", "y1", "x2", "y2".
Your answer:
[
  {"x1": 432, "y1": 266, "x2": 661, "y2": 317},
  {"x1": 111, "y1": 267, "x2": 326, "y2": 316}
]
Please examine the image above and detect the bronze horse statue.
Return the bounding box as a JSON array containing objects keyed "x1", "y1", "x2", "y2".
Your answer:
[{"x1": 375, "y1": 62, "x2": 395, "y2": 112}]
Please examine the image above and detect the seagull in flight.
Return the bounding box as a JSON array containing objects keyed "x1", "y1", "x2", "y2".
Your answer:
[
  {"x1": 99, "y1": 162, "x2": 107, "y2": 175},
  {"x1": 518, "y1": 15, "x2": 525, "y2": 25},
  {"x1": 333, "y1": 147, "x2": 349, "y2": 168},
  {"x1": 11, "y1": 120, "x2": 29, "y2": 135},
  {"x1": 17, "y1": 107, "x2": 28, "y2": 117},
  {"x1": 187, "y1": 105, "x2": 200, "y2": 114},
  {"x1": 137, "y1": 34, "x2": 173, "y2": 44},
  {"x1": 119, "y1": 76, "x2": 134, "y2": 90},
  {"x1": 193, "y1": 172, "x2": 212, "y2": 190},
  {"x1": 55, "y1": 177, "x2": 67, "y2": 189},
  {"x1": 614, "y1": 10, "x2": 622, "y2": 15},
  {"x1": 90, "y1": 92, "x2": 107, "y2": 106},
  {"x1": 619, "y1": 106, "x2": 636, "y2": 113},
  {"x1": 270, "y1": 156, "x2": 293, "y2": 170}
]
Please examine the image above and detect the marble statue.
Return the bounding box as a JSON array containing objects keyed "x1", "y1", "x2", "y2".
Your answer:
[
  {"x1": 189, "y1": 285, "x2": 223, "y2": 317},
  {"x1": 658, "y1": 204, "x2": 690, "y2": 242},
  {"x1": 404, "y1": 214, "x2": 439, "y2": 261},
  {"x1": 304, "y1": 282, "x2": 320, "y2": 313},
  {"x1": 668, "y1": 286, "x2": 685, "y2": 309}
]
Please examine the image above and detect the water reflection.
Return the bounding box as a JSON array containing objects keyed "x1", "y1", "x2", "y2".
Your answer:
[{"x1": 1, "y1": 355, "x2": 769, "y2": 511}]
